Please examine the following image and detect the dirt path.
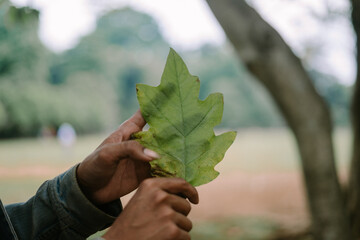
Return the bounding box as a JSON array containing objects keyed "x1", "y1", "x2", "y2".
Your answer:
[
  {"x1": 1, "y1": 166, "x2": 309, "y2": 228},
  {"x1": 121, "y1": 171, "x2": 309, "y2": 228},
  {"x1": 0, "y1": 166, "x2": 69, "y2": 178}
]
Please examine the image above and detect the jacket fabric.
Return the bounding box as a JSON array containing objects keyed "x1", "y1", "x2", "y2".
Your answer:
[{"x1": 0, "y1": 165, "x2": 122, "y2": 240}]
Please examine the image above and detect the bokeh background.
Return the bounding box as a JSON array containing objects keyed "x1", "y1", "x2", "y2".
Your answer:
[{"x1": 0, "y1": 0, "x2": 356, "y2": 239}]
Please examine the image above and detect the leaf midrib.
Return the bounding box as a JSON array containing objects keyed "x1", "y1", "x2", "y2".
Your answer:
[{"x1": 173, "y1": 54, "x2": 187, "y2": 178}]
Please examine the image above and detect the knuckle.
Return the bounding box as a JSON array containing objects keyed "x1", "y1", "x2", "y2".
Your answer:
[
  {"x1": 97, "y1": 147, "x2": 110, "y2": 161},
  {"x1": 129, "y1": 140, "x2": 141, "y2": 148},
  {"x1": 154, "y1": 191, "x2": 169, "y2": 204},
  {"x1": 178, "y1": 178, "x2": 190, "y2": 189},
  {"x1": 141, "y1": 178, "x2": 156, "y2": 189},
  {"x1": 162, "y1": 208, "x2": 175, "y2": 220},
  {"x1": 107, "y1": 132, "x2": 124, "y2": 144},
  {"x1": 187, "y1": 219, "x2": 193, "y2": 231},
  {"x1": 122, "y1": 141, "x2": 133, "y2": 151},
  {"x1": 167, "y1": 224, "x2": 181, "y2": 239},
  {"x1": 184, "y1": 201, "x2": 192, "y2": 215},
  {"x1": 125, "y1": 141, "x2": 141, "y2": 155},
  {"x1": 177, "y1": 178, "x2": 188, "y2": 186}
]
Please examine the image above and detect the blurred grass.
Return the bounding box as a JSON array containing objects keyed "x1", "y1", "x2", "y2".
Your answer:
[
  {"x1": 0, "y1": 178, "x2": 45, "y2": 203},
  {"x1": 0, "y1": 128, "x2": 351, "y2": 170},
  {"x1": 0, "y1": 128, "x2": 350, "y2": 240},
  {"x1": 0, "y1": 128, "x2": 351, "y2": 204},
  {"x1": 0, "y1": 134, "x2": 106, "y2": 168},
  {"x1": 0, "y1": 134, "x2": 106, "y2": 203},
  {"x1": 216, "y1": 127, "x2": 350, "y2": 174}
]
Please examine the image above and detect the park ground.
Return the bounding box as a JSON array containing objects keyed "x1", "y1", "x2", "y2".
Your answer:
[{"x1": 0, "y1": 128, "x2": 351, "y2": 239}]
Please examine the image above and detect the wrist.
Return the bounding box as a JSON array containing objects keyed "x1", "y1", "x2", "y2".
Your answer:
[
  {"x1": 75, "y1": 164, "x2": 96, "y2": 203},
  {"x1": 103, "y1": 226, "x2": 123, "y2": 240},
  {"x1": 102, "y1": 232, "x2": 114, "y2": 240}
]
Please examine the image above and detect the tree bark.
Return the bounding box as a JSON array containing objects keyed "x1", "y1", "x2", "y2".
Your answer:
[
  {"x1": 348, "y1": 0, "x2": 360, "y2": 237},
  {"x1": 206, "y1": 0, "x2": 353, "y2": 239}
]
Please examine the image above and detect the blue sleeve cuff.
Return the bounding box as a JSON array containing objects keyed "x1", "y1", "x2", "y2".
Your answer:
[{"x1": 49, "y1": 165, "x2": 122, "y2": 236}]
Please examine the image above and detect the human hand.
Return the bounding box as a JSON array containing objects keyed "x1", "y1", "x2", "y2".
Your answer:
[
  {"x1": 103, "y1": 177, "x2": 199, "y2": 240},
  {"x1": 76, "y1": 110, "x2": 160, "y2": 205}
]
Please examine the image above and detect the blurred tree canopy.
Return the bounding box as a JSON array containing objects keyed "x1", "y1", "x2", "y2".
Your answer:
[{"x1": 0, "y1": 1, "x2": 351, "y2": 138}]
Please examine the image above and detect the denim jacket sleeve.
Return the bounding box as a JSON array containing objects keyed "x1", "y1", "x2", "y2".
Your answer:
[{"x1": 3, "y1": 165, "x2": 122, "y2": 240}]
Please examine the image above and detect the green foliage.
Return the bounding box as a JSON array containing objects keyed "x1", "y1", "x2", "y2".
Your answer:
[
  {"x1": 50, "y1": 7, "x2": 170, "y2": 123},
  {"x1": 96, "y1": 8, "x2": 165, "y2": 48},
  {"x1": 0, "y1": 4, "x2": 48, "y2": 82},
  {"x1": 0, "y1": 2, "x2": 117, "y2": 137},
  {"x1": 0, "y1": 76, "x2": 116, "y2": 137},
  {"x1": 135, "y1": 49, "x2": 236, "y2": 186},
  {"x1": 0, "y1": 2, "x2": 351, "y2": 138}
]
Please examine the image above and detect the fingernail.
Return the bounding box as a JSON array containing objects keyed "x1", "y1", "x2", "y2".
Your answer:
[{"x1": 144, "y1": 148, "x2": 160, "y2": 159}]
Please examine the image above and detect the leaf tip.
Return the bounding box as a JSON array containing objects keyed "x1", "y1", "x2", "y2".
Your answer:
[
  {"x1": 169, "y1": 47, "x2": 176, "y2": 53},
  {"x1": 225, "y1": 131, "x2": 237, "y2": 145},
  {"x1": 230, "y1": 130, "x2": 237, "y2": 139},
  {"x1": 168, "y1": 47, "x2": 181, "y2": 60}
]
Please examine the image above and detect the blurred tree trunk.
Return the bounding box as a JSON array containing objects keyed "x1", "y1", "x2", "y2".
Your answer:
[
  {"x1": 206, "y1": 0, "x2": 353, "y2": 239},
  {"x1": 348, "y1": 0, "x2": 360, "y2": 237}
]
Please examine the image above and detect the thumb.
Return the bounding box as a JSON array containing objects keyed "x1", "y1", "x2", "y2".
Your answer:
[
  {"x1": 98, "y1": 140, "x2": 160, "y2": 165},
  {"x1": 100, "y1": 110, "x2": 146, "y2": 147}
]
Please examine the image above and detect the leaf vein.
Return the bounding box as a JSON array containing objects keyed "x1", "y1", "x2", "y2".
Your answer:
[
  {"x1": 143, "y1": 90, "x2": 184, "y2": 135},
  {"x1": 142, "y1": 142, "x2": 183, "y2": 164},
  {"x1": 173, "y1": 54, "x2": 187, "y2": 178},
  {"x1": 185, "y1": 104, "x2": 214, "y2": 137}
]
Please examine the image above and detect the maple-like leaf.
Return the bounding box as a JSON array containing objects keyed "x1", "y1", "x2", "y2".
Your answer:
[{"x1": 134, "y1": 48, "x2": 236, "y2": 186}]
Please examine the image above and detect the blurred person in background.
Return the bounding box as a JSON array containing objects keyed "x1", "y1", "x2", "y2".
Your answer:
[
  {"x1": 0, "y1": 111, "x2": 198, "y2": 240},
  {"x1": 57, "y1": 123, "x2": 77, "y2": 148},
  {"x1": 57, "y1": 123, "x2": 77, "y2": 158}
]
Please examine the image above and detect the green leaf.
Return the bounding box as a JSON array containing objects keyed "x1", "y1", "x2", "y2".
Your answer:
[{"x1": 134, "y1": 48, "x2": 236, "y2": 186}]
